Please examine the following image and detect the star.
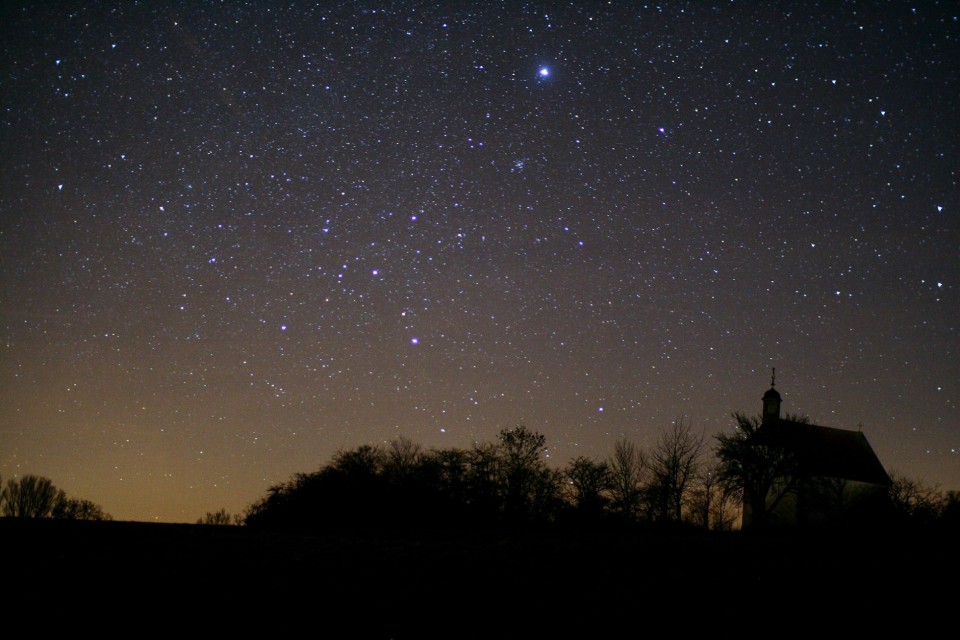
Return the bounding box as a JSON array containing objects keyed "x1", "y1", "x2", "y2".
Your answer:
[{"x1": 0, "y1": 1, "x2": 954, "y2": 524}]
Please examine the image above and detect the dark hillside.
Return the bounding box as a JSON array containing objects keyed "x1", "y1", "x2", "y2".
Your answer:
[{"x1": 3, "y1": 518, "x2": 949, "y2": 637}]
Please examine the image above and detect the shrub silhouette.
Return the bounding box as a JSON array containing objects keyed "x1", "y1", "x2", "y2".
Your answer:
[{"x1": 245, "y1": 428, "x2": 563, "y2": 532}]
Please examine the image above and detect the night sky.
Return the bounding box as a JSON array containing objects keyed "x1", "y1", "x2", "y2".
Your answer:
[{"x1": 1, "y1": 2, "x2": 956, "y2": 523}]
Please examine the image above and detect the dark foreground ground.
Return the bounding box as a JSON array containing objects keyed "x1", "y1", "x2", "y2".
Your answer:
[{"x1": 4, "y1": 518, "x2": 953, "y2": 638}]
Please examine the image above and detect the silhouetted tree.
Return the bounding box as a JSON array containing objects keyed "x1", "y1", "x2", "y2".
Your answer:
[
  {"x1": 607, "y1": 439, "x2": 648, "y2": 522},
  {"x1": 427, "y1": 447, "x2": 469, "y2": 509},
  {"x1": 887, "y1": 471, "x2": 944, "y2": 526},
  {"x1": 244, "y1": 440, "x2": 460, "y2": 531},
  {"x1": 688, "y1": 459, "x2": 737, "y2": 530},
  {"x1": 531, "y1": 468, "x2": 565, "y2": 524},
  {"x1": 320, "y1": 444, "x2": 390, "y2": 527},
  {"x1": 1, "y1": 474, "x2": 110, "y2": 520},
  {"x1": 245, "y1": 444, "x2": 388, "y2": 530},
  {"x1": 648, "y1": 418, "x2": 706, "y2": 523},
  {"x1": 462, "y1": 441, "x2": 502, "y2": 521},
  {"x1": 197, "y1": 508, "x2": 235, "y2": 525},
  {"x1": 3, "y1": 474, "x2": 59, "y2": 517},
  {"x1": 382, "y1": 436, "x2": 459, "y2": 525},
  {"x1": 941, "y1": 491, "x2": 960, "y2": 530},
  {"x1": 385, "y1": 436, "x2": 421, "y2": 473},
  {"x1": 330, "y1": 444, "x2": 386, "y2": 478},
  {"x1": 496, "y1": 425, "x2": 560, "y2": 524},
  {"x1": 564, "y1": 456, "x2": 611, "y2": 521},
  {"x1": 714, "y1": 413, "x2": 800, "y2": 530},
  {"x1": 52, "y1": 496, "x2": 112, "y2": 521},
  {"x1": 243, "y1": 483, "x2": 290, "y2": 528}
]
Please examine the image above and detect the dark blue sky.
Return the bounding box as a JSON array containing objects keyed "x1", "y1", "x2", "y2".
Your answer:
[{"x1": 1, "y1": 1, "x2": 956, "y2": 521}]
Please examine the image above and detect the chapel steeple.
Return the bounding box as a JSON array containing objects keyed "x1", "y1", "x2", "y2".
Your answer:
[{"x1": 761, "y1": 368, "x2": 782, "y2": 426}]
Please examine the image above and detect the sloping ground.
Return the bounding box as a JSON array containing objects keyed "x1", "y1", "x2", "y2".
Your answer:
[{"x1": 4, "y1": 518, "x2": 951, "y2": 638}]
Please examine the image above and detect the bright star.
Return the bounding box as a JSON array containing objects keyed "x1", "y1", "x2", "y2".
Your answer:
[{"x1": 539, "y1": 67, "x2": 550, "y2": 77}]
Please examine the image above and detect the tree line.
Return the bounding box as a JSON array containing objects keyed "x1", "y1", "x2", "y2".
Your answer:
[
  {"x1": 5, "y1": 417, "x2": 953, "y2": 530},
  {"x1": 240, "y1": 420, "x2": 736, "y2": 532},
  {"x1": 0, "y1": 474, "x2": 111, "y2": 520},
  {"x1": 232, "y1": 417, "x2": 958, "y2": 532}
]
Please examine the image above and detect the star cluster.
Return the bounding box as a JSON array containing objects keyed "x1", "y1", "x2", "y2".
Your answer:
[{"x1": 1, "y1": 2, "x2": 956, "y2": 521}]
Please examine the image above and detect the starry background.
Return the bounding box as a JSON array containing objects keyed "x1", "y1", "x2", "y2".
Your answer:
[{"x1": 1, "y1": 1, "x2": 956, "y2": 523}]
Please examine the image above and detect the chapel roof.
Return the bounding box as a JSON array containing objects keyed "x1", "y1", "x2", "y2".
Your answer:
[{"x1": 752, "y1": 419, "x2": 892, "y2": 486}]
